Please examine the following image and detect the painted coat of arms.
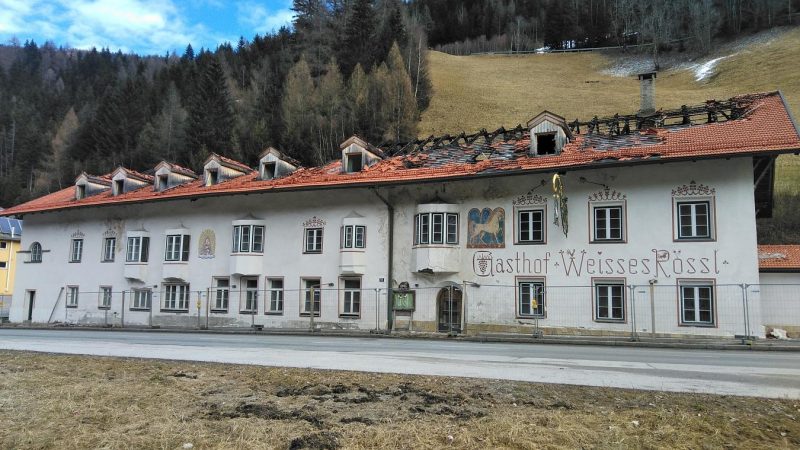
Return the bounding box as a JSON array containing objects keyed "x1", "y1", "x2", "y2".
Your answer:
[{"x1": 467, "y1": 207, "x2": 505, "y2": 248}]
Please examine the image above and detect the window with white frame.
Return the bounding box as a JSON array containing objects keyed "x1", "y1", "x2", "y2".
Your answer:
[
  {"x1": 680, "y1": 283, "x2": 715, "y2": 325},
  {"x1": 66, "y1": 286, "x2": 79, "y2": 308},
  {"x1": 29, "y1": 242, "x2": 42, "y2": 263},
  {"x1": 163, "y1": 283, "x2": 190, "y2": 311},
  {"x1": 232, "y1": 225, "x2": 264, "y2": 253},
  {"x1": 516, "y1": 208, "x2": 545, "y2": 244},
  {"x1": 341, "y1": 225, "x2": 366, "y2": 249},
  {"x1": 301, "y1": 278, "x2": 321, "y2": 316},
  {"x1": 102, "y1": 237, "x2": 116, "y2": 262},
  {"x1": 304, "y1": 228, "x2": 323, "y2": 253},
  {"x1": 69, "y1": 239, "x2": 83, "y2": 262},
  {"x1": 0, "y1": 241, "x2": 6, "y2": 249},
  {"x1": 99, "y1": 286, "x2": 112, "y2": 309},
  {"x1": 594, "y1": 282, "x2": 625, "y2": 321},
  {"x1": 677, "y1": 201, "x2": 712, "y2": 239},
  {"x1": 126, "y1": 236, "x2": 149, "y2": 262},
  {"x1": 414, "y1": 213, "x2": 459, "y2": 245},
  {"x1": 340, "y1": 278, "x2": 361, "y2": 316},
  {"x1": 517, "y1": 280, "x2": 545, "y2": 317},
  {"x1": 267, "y1": 278, "x2": 284, "y2": 313},
  {"x1": 0, "y1": 262, "x2": 6, "y2": 269},
  {"x1": 131, "y1": 289, "x2": 152, "y2": 310},
  {"x1": 592, "y1": 205, "x2": 624, "y2": 241},
  {"x1": 241, "y1": 277, "x2": 258, "y2": 313},
  {"x1": 165, "y1": 234, "x2": 190, "y2": 261},
  {"x1": 213, "y1": 278, "x2": 229, "y2": 312}
]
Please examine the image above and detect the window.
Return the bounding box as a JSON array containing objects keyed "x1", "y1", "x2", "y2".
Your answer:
[
  {"x1": 1, "y1": 241, "x2": 7, "y2": 249},
  {"x1": 163, "y1": 283, "x2": 190, "y2": 311},
  {"x1": 594, "y1": 282, "x2": 625, "y2": 321},
  {"x1": 301, "y1": 278, "x2": 321, "y2": 316},
  {"x1": 267, "y1": 278, "x2": 284, "y2": 313},
  {"x1": 232, "y1": 225, "x2": 264, "y2": 253},
  {"x1": 165, "y1": 234, "x2": 190, "y2": 261},
  {"x1": 213, "y1": 278, "x2": 229, "y2": 312},
  {"x1": 0, "y1": 262, "x2": 6, "y2": 269},
  {"x1": 304, "y1": 228, "x2": 323, "y2": 253},
  {"x1": 677, "y1": 201, "x2": 711, "y2": 239},
  {"x1": 262, "y1": 162, "x2": 276, "y2": 179},
  {"x1": 346, "y1": 153, "x2": 363, "y2": 172},
  {"x1": 516, "y1": 209, "x2": 545, "y2": 244},
  {"x1": 593, "y1": 206, "x2": 624, "y2": 241},
  {"x1": 341, "y1": 278, "x2": 361, "y2": 316},
  {"x1": 76, "y1": 184, "x2": 86, "y2": 199},
  {"x1": 102, "y1": 237, "x2": 116, "y2": 262},
  {"x1": 414, "y1": 213, "x2": 458, "y2": 245},
  {"x1": 207, "y1": 168, "x2": 219, "y2": 185},
  {"x1": 69, "y1": 239, "x2": 83, "y2": 263},
  {"x1": 341, "y1": 225, "x2": 366, "y2": 249},
  {"x1": 126, "y1": 236, "x2": 149, "y2": 262},
  {"x1": 99, "y1": 286, "x2": 112, "y2": 309},
  {"x1": 518, "y1": 280, "x2": 545, "y2": 317},
  {"x1": 131, "y1": 289, "x2": 152, "y2": 310},
  {"x1": 113, "y1": 179, "x2": 124, "y2": 195},
  {"x1": 66, "y1": 286, "x2": 79, "y2": 308},
  {"x1": 536, "y1": 133, "x2": 557, "y2": 155},
  {"x1": 680, "y1": 283, "x2": 715, "y2": 325},
  {"x1": 241, "y1": 277, "x2": 258, "y2": 313},
  {"x1": 29, "y1": 242, "x2": 42, "y2": 263},
  {"x1": 156, "y1": 174, "x2": 168, "y2": 191}
]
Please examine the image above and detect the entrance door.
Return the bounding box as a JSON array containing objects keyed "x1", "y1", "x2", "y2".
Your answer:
[
  {"x1": 26, "y1": 290, "x2": 35, "y2": 321},
  {"x1": 437, "y1": 287, "x2": 462, "y2": 333}
]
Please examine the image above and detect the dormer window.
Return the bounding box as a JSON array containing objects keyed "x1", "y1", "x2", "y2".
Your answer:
[
  {"x1": 113, "y1": 179, "x2": 124, "y2": 196},
  {"x1": 258, "y1": 147, "x2": 299, "y2": 181},
  {"x1": 262, "y1": 162, "x2": 276, "y2": 179},
  {"x1": 346, "y1": 153, "x2": 363, "y2": 172},
  {"x1": 157, "y1": 174, "x2": 169, "y2": 191},
  {"x1": 76, "y1": 185, "x2": 86, "y2": 200},
  {"x1": 206, "y1": 168, "x2": 219, "y2": 186},
  {"x1": 536, "y1": 133, "x2": 557, "y2": 155}
]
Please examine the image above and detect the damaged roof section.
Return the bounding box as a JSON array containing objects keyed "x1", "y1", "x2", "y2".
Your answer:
[{"x1": 2, "y1": 91, "x2": 800, "y2": 217}]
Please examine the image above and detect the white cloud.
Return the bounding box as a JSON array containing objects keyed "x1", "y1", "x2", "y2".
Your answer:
[
  {"x1": 0, "y1": 0, "x2": 40, "y2": 34},
  {"x1": 237, "y1": 1, "x2": 294, "y2": 35}
]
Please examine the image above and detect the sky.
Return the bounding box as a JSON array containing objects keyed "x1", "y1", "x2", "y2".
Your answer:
[{"x1": 0, "y1": 0, "x2": 296, "y2": 55}]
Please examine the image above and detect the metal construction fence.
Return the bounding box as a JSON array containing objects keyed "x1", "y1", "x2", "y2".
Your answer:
[
  {"x1": 28, "y1": 283, "x2": 800, "y2": 339},
  {"x1": 0, "y1": 295, "x2": 10, "y2": 321}
]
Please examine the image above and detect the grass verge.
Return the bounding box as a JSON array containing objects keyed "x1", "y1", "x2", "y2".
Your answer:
[{"x1": 0, "y1": 351, "x2": 798, "y2": 449}]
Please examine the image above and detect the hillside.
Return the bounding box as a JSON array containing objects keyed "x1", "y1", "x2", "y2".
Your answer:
[{"x1": 420, "y1": 26, "x2": 800, "y2": 244}]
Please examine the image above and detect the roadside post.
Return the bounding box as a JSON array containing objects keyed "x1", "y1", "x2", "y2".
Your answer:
[
  {"x1": 309, "y1": 284, "x2": 316, "y2": 332},
  {"x1": 205, "y1": 288, "x2": 210, "y2": 329},
  {"x1": 120, "y1": 291, "x2": 126, "y2": 328},
  {"x1": 648, "y1": 279, "x2": 657, "y2": 338},
  {"x1": 196, "y1": 291, "x2": 202, "y2": 329}
]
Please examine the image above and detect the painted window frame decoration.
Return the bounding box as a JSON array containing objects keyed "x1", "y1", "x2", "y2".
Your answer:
[
  {"x1": 165, "y1": 234, "x2": 191, "y2": 262},
  {"x1": 414, "y1": 212, "x2": 459, "y2": 246},
  {"x1": 593, "y1": 279, "x2": 626, "y2": 322},
  {"x1": 69, "y1": 238, "x2": 84, "y2": 263},
  {"x1": 512, "y1": 187, "x2": 548, "y2": 245},
  {"x1": 467, "y1": 207, "x2": 505, "y2": 248},
  {"x1": 341, "y1": 225, "x2": 366, "y2": 249},
  {"x1": 672, "y1": 181, "x2": 716, "y2": 242},
  {"x1": 212, "y1": 277, "x2": 230, "y2": 312},
  {"x1": 126, "y1": 236, "x2": 150, "y2": 263},
  {"x1": 240, "y1": 277, "x2": 259, "y2": 314},
  {"x1": 517, "y1": 278, "x2": 545, "y2": 318},
  {"x1": 340, "y1": 277, "x2": 361, "y2": 317},
  {"x1": 102, "y1": 237, "x2": 116, "y2": 262},
  {"x1": 588, "y1": 187, "x2": 627, "y2": 243},
  {"x1": 678, "y1": 280, "x2": 716, "y2": 326},
  {"x1": 266, "y1": 278, "x2": 284, "y2": 314},
  {"x1": 300, "y1": 277, "x2": 322, "y2": 317},
  {"x1": 303, "y1": 217, "x2": 326, "y2": 254},
  {"x1": 232, "y1": 224, "x2": 264, "y2": 253},
  {"x1": 162, "y1": 283, "x2": 190, "y2": 312}
]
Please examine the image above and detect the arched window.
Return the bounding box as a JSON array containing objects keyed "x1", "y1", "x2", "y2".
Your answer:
[{"x1": 29, "y1": 242, "x2": 42, "y2": 263}]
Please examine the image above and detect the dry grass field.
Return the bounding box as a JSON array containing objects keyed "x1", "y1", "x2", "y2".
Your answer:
[
  {"x1": 1, "y1": 351, "x2": 798, "y2": 449},
  {"x1": 421, "y1": 26, "x2": 800, "y2": 243}
]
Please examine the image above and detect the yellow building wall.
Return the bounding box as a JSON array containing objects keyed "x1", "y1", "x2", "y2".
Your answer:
[{"x1": 0, "y1": 239, "x2": 20, "y2": 296}]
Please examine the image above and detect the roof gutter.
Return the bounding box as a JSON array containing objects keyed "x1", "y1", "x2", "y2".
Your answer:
[{"x1": 5, "y1": 147, "x2": 800, "y2": 218}]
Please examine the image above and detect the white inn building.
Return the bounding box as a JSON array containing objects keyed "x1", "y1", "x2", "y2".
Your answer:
[{"x1": 2, "y1": 85, "x2": 800, "y2": 338}]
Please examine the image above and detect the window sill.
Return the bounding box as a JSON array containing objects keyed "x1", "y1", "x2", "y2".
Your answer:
[
  {"x1": 594, "y1": 318, "x2": 626, "y2": 324},
  {"x1": 299, "y1": 313, "x2": 321, "y2": 317},
  {"x1": 24, "y1": 261, "x2": 42, "y2": 264},
  {"x1": 303, "y1": 251, "x2": 323, "y2": 255},
  {"x1": 339, "y1": 313, "x2": 360, "y2": 319},
  {"x1": 98, "y1": 306, "x2": 111, "y2": 310},
  {"x1": 66, "y1": 305, "x2": 78, "y2": 309},
  {"x1": 679, "y1": 322, "x2": 716, "y2": 328},
  {"x1": 129, "y1": 308, "x2": 151, "y2": 312},
  {"x1": 230, "y1": 252, "x2": 264, "y2": 256},
  {"x1": 264, "y1": 311, "x2": 284, "y2": 316},
  {"x1": 514, "y1": 241, "x2": 546, "y2": 245},
  {"x1": 674, "y1": 238, "x2": 715, "y2": 242},
  {"x1": 516, "y1": 315, "x2": 546, "y2": 320},
  {"x1": 163, "y1": 260, "x2": 188, "y2": 264},
  {"x1": 210, "y1": 309, "x2": 229, "y2": 314},
  {"x1": 125, "y1": 262, "x2": 148, "y2": 265},
  {"x1": 68, "y1": 260, "x2": 82, "y2": 263},
  {"x1": 100, "y1": 260, "x2": 115, "y2": 263},
  {"x1": 160, "y1": 309, "x2": 189, "y2": 314},
  {"x1": 412, "y1": 244, "x2": 459, "y2": 249},
  {"x1": 239, "y1": 310, "x2": 257, "y2": 315},
  {"x1": 590, "y1": 239, "x2": 626, "y2": 244}
]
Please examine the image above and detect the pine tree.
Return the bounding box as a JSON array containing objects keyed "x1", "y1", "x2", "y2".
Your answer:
[
  {"x1": 338, "y1": 0, "x2": 377, "y2": 76},
  {"x1": 281, "y1": 57, "x2": 319, "y2": 164},
  {"x1": 182, "y1": 44, "x2": 195, "y2": 61},
  {"x1": 187, "y1": 56, "x2": 235, "y2": 160},
  {"x1": 315, "y1": 59, "x2": 348, "y2": 160},
  {"x1": 33, "y1": 107, "x2": 78, "y2": 194},
  {"x1": 382, "y1": 43, "x2": 417, "y2": 142}
]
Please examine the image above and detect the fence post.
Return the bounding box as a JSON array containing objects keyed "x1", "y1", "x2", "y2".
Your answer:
[
  {"x1": 196, "y1": 290, "x2": 202, "y2": 330},
  {"x1": 375, "y1": 288, "x2": 380, "y2": 332},
  {"x1": 629, "y1": 284, "x2": 638, "y2": 341},
  {"x1": 648, "y1": 280, "x2": 657, "y2": 338},
  {"x1": 309, "y1": 285, "x2": 316, "y2": 332},
  {"x1": 205, "y1": 288, "x2": 210, "y2": 329},
  {"x1": 120, "y1": 290, "x2": 125, "y2": 328},
  {"x1": 740, "y1": 283, "x2": 752, "y2": 341}
]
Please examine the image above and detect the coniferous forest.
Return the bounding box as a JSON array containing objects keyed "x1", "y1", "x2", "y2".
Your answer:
[{"x1": 0, "y1": 0, "x2": 798, "y2": 207}]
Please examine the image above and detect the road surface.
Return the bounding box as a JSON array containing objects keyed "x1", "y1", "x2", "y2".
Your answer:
[{"x1": 1, "y1": 329, "x2": 799, "y2": 398}]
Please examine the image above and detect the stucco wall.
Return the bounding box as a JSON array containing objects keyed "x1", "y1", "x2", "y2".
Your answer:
[{"x1": 759, "y1": 272, "x2": 800, "y2": 335}]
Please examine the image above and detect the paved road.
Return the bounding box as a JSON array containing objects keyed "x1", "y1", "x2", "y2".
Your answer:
[{"x1": 1, "y1": 329, "x2": 799, "y2": 398}]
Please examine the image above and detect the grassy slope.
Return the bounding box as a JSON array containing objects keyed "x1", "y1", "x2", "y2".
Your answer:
[{"x1": 421, "y1": 27, "x2": 800, "y2": 243}]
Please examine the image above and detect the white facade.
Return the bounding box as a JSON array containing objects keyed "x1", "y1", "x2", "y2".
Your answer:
[{"x1": 9, "y1": 156, "x2": 766, "y2": 337}]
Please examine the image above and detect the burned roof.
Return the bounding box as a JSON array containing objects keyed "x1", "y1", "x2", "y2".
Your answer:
[
  {"x1": 2, "y1": 91, "x2": 799, "y2": 217},
  {"x1": 758, "y1": 245, "x2": 800, "y2": 272}
]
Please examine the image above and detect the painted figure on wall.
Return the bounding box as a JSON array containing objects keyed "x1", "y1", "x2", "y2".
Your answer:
[
  {"x1": 468, "y1": 207, "x2": 505, "y2": 248},
  {"x1": 198, "y1": 229, "x2": 216, "y2": 259}
]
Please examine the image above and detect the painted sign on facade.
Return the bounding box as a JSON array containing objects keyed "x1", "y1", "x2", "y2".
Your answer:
[
  {"x1": 467, "y1": 207, "x2": 505, "y2": 248},
  {"x1": 473, "y1": 248, "x2": 726, "y2": 278},
  {"x1": 198, "y1": 229, "x2": 216, "y2": 259}
]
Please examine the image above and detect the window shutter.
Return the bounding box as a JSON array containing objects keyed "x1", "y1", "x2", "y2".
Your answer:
[
  {"x1": 182, "y1": 235, "x2": 190, "y2": 261},
  {"x1": 141, "y1": 237, "x2": 150, "y2": 262}
]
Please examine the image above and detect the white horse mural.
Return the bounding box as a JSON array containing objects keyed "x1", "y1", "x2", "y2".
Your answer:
[{"x1": 468, "y1": 207, "x2": 505, "y2": 248}]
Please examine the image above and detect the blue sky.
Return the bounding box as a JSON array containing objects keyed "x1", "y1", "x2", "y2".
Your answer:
[{"x1": 0, "y1": 0, "x2": 296, "y2": 55}]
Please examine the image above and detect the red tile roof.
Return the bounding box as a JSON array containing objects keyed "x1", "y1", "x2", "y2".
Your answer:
[
  {"x1": 758, "y1": 245, "x2": 800, "y2": 271},
  {"x1": 2, "y1": 91, "x2": 799, "y2": 217},
  {"x1": 207, "y1": 153, "x2": 254, "y2": 173}
]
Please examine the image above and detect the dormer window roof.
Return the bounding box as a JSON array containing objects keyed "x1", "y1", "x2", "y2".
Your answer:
[
  {"x1": 74, "y1": 172, "x2": 111, "y2": 200},
  {"x1": 110, "y1": 167, "x2": 153, "y2": 196},
  {"x1": 258, "y1": 147, "x2": 300, "y2": 180},
  {"x1": 526, "y1": 111, "x2": 572, "y2": 156},
  {"x1": 340, "y1": 136, "x2": 384, "y2": 174},
  {"x1": 153, "y1": 161, "x2": 198, "y2": 192},
  {"x1": 203, "y1": 153, "x2": 253, "y2": 186}
]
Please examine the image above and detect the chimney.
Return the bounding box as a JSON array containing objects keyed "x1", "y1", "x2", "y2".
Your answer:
[{"x1": 637, "y1": 72, "x2": 657, "y2": 115}]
